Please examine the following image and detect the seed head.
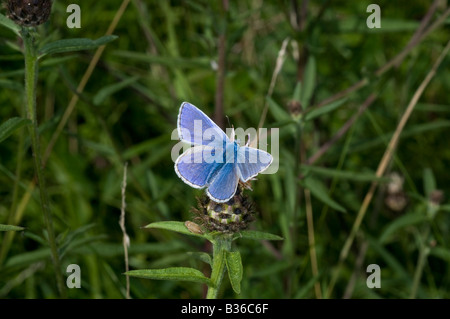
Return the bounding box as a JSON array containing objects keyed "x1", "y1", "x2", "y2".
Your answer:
[{"x1": 5, "y1": 0, "x2": 53, "y2": 27}]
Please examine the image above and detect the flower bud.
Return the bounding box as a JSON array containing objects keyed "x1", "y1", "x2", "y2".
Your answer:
[
  {"x1": 191, "y1": 184, "x2": 255, "y2": 233},
  {"x1": 6, "y1": 0, "x2": 53, "y2": 27}
]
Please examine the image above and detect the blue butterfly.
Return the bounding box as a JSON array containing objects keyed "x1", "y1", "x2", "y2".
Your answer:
[{"x1": 175, "y1": 102, "x2": 273, "y2": 203}]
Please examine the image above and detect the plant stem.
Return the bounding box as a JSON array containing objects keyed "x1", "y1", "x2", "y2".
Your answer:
[
  {"x1": 410, "y1": 226, "x2": 430, "y2": 299},
  {"x1": 206, "y1": 236, "x2": 231, "y2": 299},
  {"x1": 22, "y1": 28, "x2": 66, "y2": 298}
]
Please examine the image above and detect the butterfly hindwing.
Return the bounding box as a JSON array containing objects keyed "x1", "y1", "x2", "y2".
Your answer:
[
  {"x1": 175, "y1": 145, "x2": 223, "y2": 188},
  {"x1": 206, "y1": 162, "x2": 239, "y2": 202},
  {"x1": 237, "y1": 146, "x2": 273, "y2": 182}
]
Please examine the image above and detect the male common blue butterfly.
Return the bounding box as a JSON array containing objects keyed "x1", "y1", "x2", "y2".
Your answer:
[{"x1": 175, "y1": 102, "x2": 273, "y2": 203}]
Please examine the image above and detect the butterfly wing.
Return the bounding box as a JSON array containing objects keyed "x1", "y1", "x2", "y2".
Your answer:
[
  {"x1": 206, "y1": 162, "x2": 239, "y2": 203},
  {"x1": 175, "y1": 145, "x2": 223, "y2": 188},
  {"x1": 236, "y1": 146, "x2": 273, "y2": 182},
  {"x1": 178, "y1": 102, "x2": 229, "y2": 146}
]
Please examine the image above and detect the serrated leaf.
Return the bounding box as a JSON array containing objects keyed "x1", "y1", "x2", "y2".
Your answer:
[
  {"x1": 300, "y1": 56, "x2": 316, "y2": 109},
  {"x1": 233, "y1": 230, "x2": 283, "y2": 241},
  {"x1": 0, "y1": 224, "x2": 24, "y2": 232},
  {"x1": 305, "y1": 98, "x2": 347, "y2": 121},
  {"x1": 125, "y1": 267, "x2": 212, "y2": 285},
  {"x1": 0, "y1": 13, "x2": 20, "y2": 36},
  {"x1": 0, "y1": 117, "x2": 30, "y2": 144},
  {"x1": 226, "y1": 251, "x2": 243, "y2": 294},
  {"x1": 302, "y1": 177, "x2": 346, "y2": 213},
  {"x1": 38, "y1": 35, "x2": 118, "y2": 58},
  {"x1": 145, "y1": 221, "x2": 208, "y2": 239},
  {"x1": 93, "y1": 76, "x2": 140, "y2": 105}
]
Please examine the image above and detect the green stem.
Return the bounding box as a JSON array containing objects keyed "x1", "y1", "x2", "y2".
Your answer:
[
  {"x1": 22, "y1": 28, "x2": 66, "y2": 298},
  {"x1": 410, "y1": 225, "x2": 430, "y2": 299},
  {"x1": 206, "y1": 236, "x2": 231, "y2": 299}
]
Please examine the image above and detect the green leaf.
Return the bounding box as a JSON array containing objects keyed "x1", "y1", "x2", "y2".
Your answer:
[
  {"x1": 38, "y1": 35, "x2": 118, "y2": 59},
  {"x1": 292, "y1": 81, "x2": 302, "y2": 103},
  {"x1": 301, "y1": 165, "x2": 386, "y2": 182},
  {"x1": 0, "y1": 224, "x2": 24, "y2": 232},
  {"x1": 429, "y1": 247, "x2": 450, "y2": 263},
  {"x1": 302, "y1": 177, "x2": 346, "y2": 213},
  {"x1": 0, "y1": 117, "x2": 30, "y2": 144},
  {"x1": 366, "y1": 236, "x2": 409, "y2": 280},
  {"x1": 113, "y1": 50, "x2": 211, "y2": 69},
  {"x1": 187, "y1": 252, "x2": 212, "y2": 265},
  {"x1": 0, "y1": 13, "x2": 20, "y2": 36},
  {"x1": 350, "y1": 120, "x2": 450, "y2": 154},
  {"x1": 93, "y1": 76, "x2": 140, "y2": 105},
  {"x1": 300, "y1": 56, "x2": 316, "y2": 109},
  {"x1": 423, "y1": 168, "x2": 436, "y2": 199},
  {"x1": 0, "y1": 79, "x2": 23, "y2": 91},
  {"x1": 294, "y1": 274, "x2": 321, "y2": 298},
  {"x1": 233, "y1": 230, "x2": 283, "y2": 241},
  {"x1": 267, "y1": 97, "x2": 291, "y2": 122},
  {"x1": 379, "y1": 212, "x2": 428, "y2": 244},
  {"x1": 226, "y1": 251, "x2": 243, "y2": 294},
  {"x1": 145, "y1": 221, "x2": 208, "y2": 239},
  {"x1": 4, "y1": 248, "x2": 50, "y2": 269},
  {"x1": 305, "y1": 98, "x2": 347, "y2": 121},
  {"x1": 125, "y1": 267, "x2": 212, "y2": 285}
]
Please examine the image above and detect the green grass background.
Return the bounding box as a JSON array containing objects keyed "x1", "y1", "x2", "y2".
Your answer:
[{"x1": 0, "y1": 0, "x2": 449, "y2": 298}]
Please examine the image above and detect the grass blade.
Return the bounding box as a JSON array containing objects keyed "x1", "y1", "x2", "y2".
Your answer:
[{"x1": 0, "y1": 117, "x2": 30, "y2": 144}]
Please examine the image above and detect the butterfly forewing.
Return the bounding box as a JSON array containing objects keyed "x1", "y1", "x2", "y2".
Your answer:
[{"x1": 178, "y1": 102, "x2": 229, "y2": 146}]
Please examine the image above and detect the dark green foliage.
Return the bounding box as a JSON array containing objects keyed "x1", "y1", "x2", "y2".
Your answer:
[{"x1": 0, "y1": 1, "x2": 449, "y2": 299}]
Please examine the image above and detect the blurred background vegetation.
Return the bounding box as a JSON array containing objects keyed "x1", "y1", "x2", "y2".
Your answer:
[{"x1": 0, "y1": 0, "x2": 449, "y2": 298}]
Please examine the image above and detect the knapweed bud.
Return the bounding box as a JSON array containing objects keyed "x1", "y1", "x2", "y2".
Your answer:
[
  {"x1": 192, "y1": 184, "x2": 255, "y2": 233},
  {"x1": 385, "y1": 172, "x2": 408, "y2": 212},
  {"x1": 429, "y1": 190, "x2": 444, "y2": 206},
  {"x1": 5, "y1": 0, "x2": 52, "y2": 27},
  {"x1": 288, "y1": 100, "x2": 302, "y2": 121}
]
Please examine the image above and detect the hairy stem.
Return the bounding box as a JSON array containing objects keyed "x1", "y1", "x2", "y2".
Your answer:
[{"x1": 22, "y1": 28, "x2": 66, "y2": 298}]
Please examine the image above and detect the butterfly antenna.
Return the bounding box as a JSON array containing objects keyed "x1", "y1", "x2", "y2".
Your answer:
[
  {"x1": 225, "y1": 115, "x2": 231, "y2": 128},
  {"x1": 245, "y1": 133, "x2": 251, "y2": 147}
]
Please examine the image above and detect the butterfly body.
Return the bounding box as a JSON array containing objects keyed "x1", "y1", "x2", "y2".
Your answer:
[{"x1": 175, "y1": 102, "x2": 272, "y2": 203}]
